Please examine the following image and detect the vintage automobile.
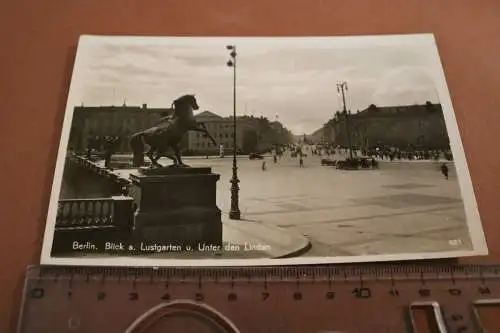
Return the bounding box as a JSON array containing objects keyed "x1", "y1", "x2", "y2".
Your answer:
[
  {"x1": 249, "y1": 152, "x2": 264, "y2": 160},
  {"x1": 336, "y1": 157, "x2": 379, "y2": 170},
  {"x1": 320, "y1": 158, "x2": 337, "y2": 166}
]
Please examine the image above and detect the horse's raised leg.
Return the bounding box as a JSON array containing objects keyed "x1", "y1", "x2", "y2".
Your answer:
[{"x1": 193, "y1": 123, "x2": 217, "y2": 146}]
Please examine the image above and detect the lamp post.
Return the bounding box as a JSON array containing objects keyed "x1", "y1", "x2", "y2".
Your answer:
[
  {"x1": 337, "y1": 81, "x2": 354, "y2": 160},
  {"x1": 274, "y1": 113, "x2": 280, "y2": 154},
  {"x1": 226, "y1": 45, "x2": 241, "y2": 220}
]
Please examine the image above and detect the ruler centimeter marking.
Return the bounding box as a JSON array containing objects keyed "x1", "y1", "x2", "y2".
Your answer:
[{"x1": 18, "y1": 264, "x2": 500, "y2": 333}]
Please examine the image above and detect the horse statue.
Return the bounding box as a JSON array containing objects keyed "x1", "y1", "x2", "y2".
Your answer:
[{"x1": 129, "y1": 94, "x2": 217, "y2": 168}]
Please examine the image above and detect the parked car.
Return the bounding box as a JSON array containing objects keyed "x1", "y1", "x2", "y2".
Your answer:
[
  {"x1": 249, "y1": 153, "x2": 264, "y2": 160},
  {"x1": 321, "y1": 158, "x2": 336, "y2": 166}
]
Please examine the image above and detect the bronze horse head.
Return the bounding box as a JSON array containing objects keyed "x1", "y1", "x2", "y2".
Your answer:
[{"x1": 172, "y1": 94, "x2": 199, "y2": 119}]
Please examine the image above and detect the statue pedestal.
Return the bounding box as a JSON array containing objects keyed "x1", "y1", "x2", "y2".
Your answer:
[{"x1": 129, "y1": 167, "x2": 222, "y2": 248}]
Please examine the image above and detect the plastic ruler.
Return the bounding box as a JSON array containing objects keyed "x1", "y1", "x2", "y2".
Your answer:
[{"x1": 17, "y1": 264, "x2": 500, "y2": 333}]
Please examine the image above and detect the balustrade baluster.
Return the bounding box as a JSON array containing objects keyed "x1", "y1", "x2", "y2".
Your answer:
[
  {"x1": 109, "y1": 201, "x2": 115, "y2": 225},
  {"x1": 62, "y1": 202, "x2": 70, "y2": 225},
  {"x1": 86, "y1": 201, "x2": 94, "y2": 225},
  {"x1": 70, "y1": 201, "x2": 79, "y2": 225},
  {"x1": 95, "y1": 201, "x2": 102, "y2": 225},
  {"x1": 102, "y1": 200, "x2": 110, "y2": 224},
  {"x1": 56, "y1": 203, "x2": 62, "y2": 226},
  {"x1": 78, "y1": 202, "x2": 86, "y2": 224}
]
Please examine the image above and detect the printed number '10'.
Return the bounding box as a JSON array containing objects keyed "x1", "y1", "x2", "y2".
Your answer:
[{"x1": 352, "y1": 288, "x2": 371, "y2": 299}]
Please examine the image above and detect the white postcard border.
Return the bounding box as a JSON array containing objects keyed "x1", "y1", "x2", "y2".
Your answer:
[{"x1": 40, "y1": 33, "x2": 488, "y2": 267}]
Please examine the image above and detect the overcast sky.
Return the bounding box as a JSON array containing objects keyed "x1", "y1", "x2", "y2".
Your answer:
[{"x1": 69, "y1": 35, "x2": 444, "y2": 135}]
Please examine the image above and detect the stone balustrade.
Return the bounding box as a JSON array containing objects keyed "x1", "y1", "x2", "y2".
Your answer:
[
  {"x1": 52, "y1": 196, "x2": 135, "y2": 254},
  {"x1": 56, "y1": 196, "x2": 134, "y2": 229}
]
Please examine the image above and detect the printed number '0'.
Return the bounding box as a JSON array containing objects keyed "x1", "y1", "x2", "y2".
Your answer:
[
  {"x1": 352, "y1": 287, "x2": 371, "y2": 299},
  {"x1": 30, "y1": 288, "x2": 45, "y2": 299}
]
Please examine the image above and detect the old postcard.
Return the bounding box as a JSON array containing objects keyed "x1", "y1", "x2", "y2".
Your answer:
[{"x1": 40, "y1": 34, "x2": 488, "y2": 266}]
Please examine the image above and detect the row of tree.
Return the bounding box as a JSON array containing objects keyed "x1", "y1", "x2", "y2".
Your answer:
[{"x1": 237, "y1": 115, "x2": 295, "y2": 152}]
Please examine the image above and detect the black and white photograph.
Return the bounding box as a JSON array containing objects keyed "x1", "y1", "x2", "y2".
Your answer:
[{"x1": 40, "y1": 34, "x2": 488, "y2": 266}]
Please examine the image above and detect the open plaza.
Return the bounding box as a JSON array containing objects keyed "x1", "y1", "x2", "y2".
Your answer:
[{"x1": 105, "y1": 151, "x2": 472, "y2": 258}]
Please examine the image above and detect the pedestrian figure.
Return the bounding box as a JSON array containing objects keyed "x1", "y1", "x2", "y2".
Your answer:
[
  {"x1": 103, "y1": 136, "x2": 114, "y2": 169},
  {"x1": 86, "y1": 137, "x2": 94, "y2": 160},
  {"x1": 299, "y1": 156, "x2": 304, "y2": 168},
  {"x1": 273, "y1": 155, "x2": 277, "y2": 164},
  {"x1": 440, "y1": 163, "x2": 449, "y2": 180},
  {"x1": 261, "y1": 161, "x2": 267, "y2": 171}
]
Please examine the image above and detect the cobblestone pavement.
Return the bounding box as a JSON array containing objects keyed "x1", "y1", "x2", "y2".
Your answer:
[{"x1": 111, "y1": 154, "x2": 474, "y2": 258}]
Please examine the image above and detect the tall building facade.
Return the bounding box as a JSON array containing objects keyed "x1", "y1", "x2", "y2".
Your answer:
[
  {"x1": 330, "y1": 102, "x2": 450, "y2": 150},
  {"x1": 68, "y1": 105, "x2": 293, "y2": 155},
  {"x1": 187, "y1": 111, "x2": 266, "y2": 154},
  {"x1": 187, "y1": 111, "x2": 240, "y2": 154},
  {"x1": 68, "y1": 104, "x2": 175, "y2": 153}
]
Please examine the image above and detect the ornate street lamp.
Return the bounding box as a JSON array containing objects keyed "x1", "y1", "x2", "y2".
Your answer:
[
  {"x1": 226, "y1": 45, "x2": 241, "y2": 220},
  {"x1": 337, "y1": 81, "x2": 354, "y2": 160}
]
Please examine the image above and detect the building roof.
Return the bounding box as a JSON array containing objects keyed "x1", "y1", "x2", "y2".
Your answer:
[
  {"x1": 195, "y1": 110, "x2": 224, "y2": 119},
  {"x1": 74, "y1": 105, "x2": 171, "y2": 113},
  {"x1": 354, "y1": 103, "x2": 442, "y2": 118}
]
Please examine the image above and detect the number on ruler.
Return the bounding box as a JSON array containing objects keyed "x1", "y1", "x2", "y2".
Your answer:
[
  {"x1": 325, "y1": 291, "x2": 335, "y2": 300},
  {"x1": 448, "y1": 288, "x2": 462, "y2": 296},
  {"x1": 293, "y1": 292, "x2": 302, "y2": 300},
  {"x1": 161, "y1": 293, "x2": 170, "y2": 301},
  {"x1": 352, "y1": 287, "x2": 371, "y2": 299},
  {"x1": 30, "y1": 288, "x2": 45, "y2": 299},
  {"x1": 261, "y1": 292, "x2": 270, "y2": 301},
  {"x1": 128, "y1": 292, "x2": 139, "y2": 301},
  {"x1": 389, "y1": 289, "x2": 399, "y2": 296},
  {"x1": 195, "y1": 293, "x2": 204, "y2": 302},
  {"x1": 449, "y1": 313, "x2": 467, "y2": 333},
  {"x1": 97, "y1": 291, "x2": 106, "y2": 301},
  {"x1": 478, "y1": 286, "x2": 491, "y2": 295},
  {"x1": 227, "y1": 293, "x2": 237, "y2": 301},
  {"x1": 418, "y1": 288, "x2": 431, "y2": 297}
]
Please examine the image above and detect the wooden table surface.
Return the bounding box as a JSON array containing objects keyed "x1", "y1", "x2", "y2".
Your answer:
[{"x1": 1, "y1": 0, "x2": 500, "y2": 331}]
